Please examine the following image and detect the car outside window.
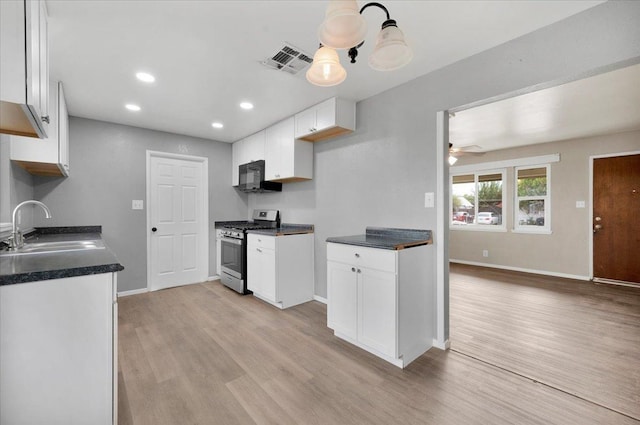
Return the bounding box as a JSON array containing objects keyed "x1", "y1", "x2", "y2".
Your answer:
[{"x1": 451, "y1": 170, "x2": 505, "y2": 231}]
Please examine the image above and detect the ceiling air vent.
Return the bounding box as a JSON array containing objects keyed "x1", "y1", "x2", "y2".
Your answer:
[{"x1": 261, "y1": 43, "x2": 313, "y2": 75}]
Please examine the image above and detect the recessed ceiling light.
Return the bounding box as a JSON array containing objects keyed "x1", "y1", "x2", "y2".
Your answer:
[
  {"x1": 239, "y1": 102, "x2": 254, "y2": 110},
  {"x1": 211, "y1": 122, "x2": 224, "y2": 129},
  {"x1": 125, "y1": 104, "x2": 141, "y2": 112},
  {"x1": 136, "y1": 72, "x2": 155, "y2": 83}
]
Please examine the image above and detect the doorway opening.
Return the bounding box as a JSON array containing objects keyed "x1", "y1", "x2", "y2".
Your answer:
[{"x1": 438, "y1": 62, "x2": 640, "y2": 420}]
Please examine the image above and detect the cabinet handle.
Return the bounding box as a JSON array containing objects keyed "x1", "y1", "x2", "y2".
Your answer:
[
  {"x1": 41, "y1": 115, "x2": 50, "y2": 124},
  {"x1": 354, "y1": 253, "x2": 360, "y2": 258},
  {"x1": 351, "y1": 267, "x2": 356, "y2": 272},
  {"x1": 357, "y1": 269, "x2": 361, "y2": 273},
  {"x1": 256, "y1": 248, "x2": 262, "y2": 253}
]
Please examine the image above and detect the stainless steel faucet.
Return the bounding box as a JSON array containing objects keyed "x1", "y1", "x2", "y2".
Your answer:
[{"x1": 9, "y1": 200, "x2": 52, "y2": 250}]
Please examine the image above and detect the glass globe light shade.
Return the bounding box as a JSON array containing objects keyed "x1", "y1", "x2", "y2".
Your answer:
[
  {"x1": 368, "y1": 23, "x2": 413, "y2": 71},
  {"x1": 318, "y1": 0, "x2": 367, "y2": 49},
  {"x1": 306, "y1": 46, "x2": 347, "y2": 87},
  {"x1": 448, "y1": 155, "x2": 458, "y2": 166}
]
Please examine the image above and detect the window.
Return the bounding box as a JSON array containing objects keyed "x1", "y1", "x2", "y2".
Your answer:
[
  {"x1": 451, "y1": 170, "x2": 505, "y2": 230},
  {"x1": 515, "y1": 165, "x2": 550, "y2": 232}
]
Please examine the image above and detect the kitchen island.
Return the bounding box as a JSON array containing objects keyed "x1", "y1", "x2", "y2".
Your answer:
[{"x1": 326, "y1": 227, "x2": 434, "y2": 368}]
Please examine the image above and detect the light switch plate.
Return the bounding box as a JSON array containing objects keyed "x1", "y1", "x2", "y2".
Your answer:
[
  {"x1": 425, "y1": 192, "x2": 435, "y2": 208},
  {"x1": 576, "y1": 200, "x2": 586, "y2": 208},
  {"x1": 132, "y1": 200, "x2": 144, "y2": 210}
]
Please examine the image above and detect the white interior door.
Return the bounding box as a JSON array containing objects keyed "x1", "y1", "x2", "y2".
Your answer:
[{"x1": 148, "y1": 153, "x2": 208, "y2": 291}]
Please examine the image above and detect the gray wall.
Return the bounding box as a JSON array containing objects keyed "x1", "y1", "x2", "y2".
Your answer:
[
  {"x1": 0, "y1": 134, "x2": 35, "y2": 234},
  {"x1": 33, "y1": 117, "x2": 247, "y2": 292},
  {"x1": 250, "y1": 1, "x2": 640, "y2": 298},
  {"x1": 450, "y1": 130, "x2": 640, "y2": 278}
]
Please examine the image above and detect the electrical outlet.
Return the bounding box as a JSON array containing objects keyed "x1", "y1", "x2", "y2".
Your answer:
[
  {"x1": 482, "y1": 250, "x2": 489, "y2": 258},
  {"x1": 132, "y1": 200, "x2": 144, "y2": 210},
  {"x1": 576, "y1": 200, "x2": 585, "y2": 208}
]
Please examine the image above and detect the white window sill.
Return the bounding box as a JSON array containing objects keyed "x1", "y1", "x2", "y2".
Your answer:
[
  {"x1": 450, "y1": 225, "x2": 507, "y2": 233},
  {"x1": 512, "y1": 228, "x2": 552, "y2": 235}
]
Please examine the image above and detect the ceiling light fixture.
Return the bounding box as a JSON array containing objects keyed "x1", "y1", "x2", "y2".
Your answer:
[
  {"x1": 308, "y1": 0, "x2": 412, "y2": 87},
  {"x1": 240, "y1": 102, "x2": 254, "y2": 110},
  {"x1": 125, "y1": 104, "x2": 141, "y2": 112},
  {"x1": 211, "y1": 122, "x2": 224, "y2": 129},
  {"x1": 448, "y1": 143, "x2": 458, "y2": 165},
  {"x1": 136, "y1": 72, "x2": 155, "y2": 83},
  {"x1": 306, "y1": 44, "x2": 347, "y2": 87}
]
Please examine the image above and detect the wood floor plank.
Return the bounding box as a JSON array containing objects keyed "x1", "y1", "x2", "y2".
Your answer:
[
  {"x1": 226, "y1": 374, "x2": 298, "y2": 425},
  {"x1": 118, "y1": 277, "x2": 640, "y2": 425}
]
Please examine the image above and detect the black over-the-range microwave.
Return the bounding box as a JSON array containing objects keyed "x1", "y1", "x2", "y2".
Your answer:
[{"x1": 236, "y1": 160, "x2": 282, "y2": 193}]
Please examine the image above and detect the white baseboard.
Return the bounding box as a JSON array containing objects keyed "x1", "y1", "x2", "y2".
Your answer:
[
  {"x1": 450, "y1": 259, "x2": 590, "y2": 281},
  {"x1": 118, "y1": 288, "x2": 148, "y2": 297},
  {"x1": 207, "y1": 275, "x2": 220, "y2": 281},
  {"x1": 313, "y1": 295, "x2": 327, "y2": 304},
  {"x1": 432, "y1": 339, "x2": 451, "y2": 351}
]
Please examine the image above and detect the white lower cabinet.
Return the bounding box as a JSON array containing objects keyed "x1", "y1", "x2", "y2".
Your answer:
[
  {"x1": 357, "y1": 267, "x2": 397, "y2": 358},
  {"x1": 0, "y1": 272, "x2": 118, "y2": 424},
  {"x1": 247, "y1": 233, "x2": 314, "y2": 309},
  {"x1": 327, "y1": 242, "x2": 433, "y2": 368}
]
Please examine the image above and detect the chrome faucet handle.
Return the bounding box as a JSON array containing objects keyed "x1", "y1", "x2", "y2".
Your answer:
[{"x1": 8, "y1": 231, "x2": 24, "y2": 250}]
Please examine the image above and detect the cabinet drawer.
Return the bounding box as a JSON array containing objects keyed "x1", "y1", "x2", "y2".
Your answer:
[
  {"x1": 248, "y1": 234, "x2": 276, "y2": 250},
  {"x1": 327, "y1": 243, "x2": 396, "y2": 273}
]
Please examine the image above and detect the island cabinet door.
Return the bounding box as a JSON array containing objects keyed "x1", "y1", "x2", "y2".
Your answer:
[
  {"x1": 327, "y1": 260, "x2": 357, "y2": 340},
  {"x1": 357, "y1": 267, "x2": 397, "y2": 358}
]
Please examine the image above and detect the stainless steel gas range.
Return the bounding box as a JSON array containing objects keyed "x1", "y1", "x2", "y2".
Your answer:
[{"x1": 219, "y1": 209, "x2": 280, "y2": 294}]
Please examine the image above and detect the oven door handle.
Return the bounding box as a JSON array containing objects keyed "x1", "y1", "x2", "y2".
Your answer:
[{"x1": 221, "y1": 237, "x2": 243, "y2": 245}]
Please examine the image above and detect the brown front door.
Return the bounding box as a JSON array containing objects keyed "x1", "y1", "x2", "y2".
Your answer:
[{"x1": 593, "y1": 154, "x2": 640, "y2": 285}]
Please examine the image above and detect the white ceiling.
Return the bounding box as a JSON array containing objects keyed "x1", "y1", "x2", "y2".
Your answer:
[
  {"x1": 47, "y1": 0, "x2": 603, "y2": 143},
  {"x1": 449, "y1": 62, "x2": 640, "y2": 152}
]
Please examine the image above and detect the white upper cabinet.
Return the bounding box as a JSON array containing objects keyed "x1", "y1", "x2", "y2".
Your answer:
[
  {"x1": 265, "y1": 117, "x2": 313, "y2": 182},
  {"x1": 231, "y1": 130, "x2": 265, "y2": 186},
  {"x1": 0, "y1": 0, "x2": 50, "y2": 139},
  {"x1": 244, "y1": 131, "x2": 265, "y2": 163},
  {"x1": 11, "y1": 82, "x2": 70, "y2": 177},
  {"x1": 294, "y1": 97, "x2": 355, "y2": 142}
]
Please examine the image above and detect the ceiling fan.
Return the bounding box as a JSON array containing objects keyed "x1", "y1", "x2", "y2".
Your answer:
[{"x1": 448, "y1": 143, "x2": 484, "y2": 165}]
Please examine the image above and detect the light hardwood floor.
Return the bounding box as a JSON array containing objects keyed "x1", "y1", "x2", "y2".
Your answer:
[
  {"x1": 450, "y1": 263, "x2": 640, "y2": 421},
  {"x1": 118, "y1": 268, "x2": 640, "y2": 424}
]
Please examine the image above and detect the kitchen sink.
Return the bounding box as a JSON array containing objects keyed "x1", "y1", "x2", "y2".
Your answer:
[{"x1": 0, "y1": 239, "x2": 105, "y2": 256}]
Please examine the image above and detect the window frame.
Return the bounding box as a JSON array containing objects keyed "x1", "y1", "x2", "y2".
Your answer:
[
  {"x1": 513, "y1": 164, "x2": 551, "y2": 234},
  {"x1": 450, "y1": 168, "x2": 507, "y2": 232}
]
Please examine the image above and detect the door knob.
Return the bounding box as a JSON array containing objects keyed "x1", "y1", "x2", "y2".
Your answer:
[
  {"x1": 593, "y1": 224, "x2": 602, "y2": 233},
  {"x1": 151, "y1": 227, "x2": 157, "y2": 232},
  {"x1": 595, "y1": 216, "x2": 602, "y2": 222}
]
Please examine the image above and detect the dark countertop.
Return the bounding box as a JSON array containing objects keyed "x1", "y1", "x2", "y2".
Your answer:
[
  {"x1": 0, "y1": 227, "x2": 124, "y2": 286},
  {"x1": 247, "y1": 223, "x2": 314, "y2": 236},
  {"x1": 327, "y1": 227, "x2": 432, "y2": 250},
  {"x1": 214, "y1": 220, "x2": 252, "y2": 229}
]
